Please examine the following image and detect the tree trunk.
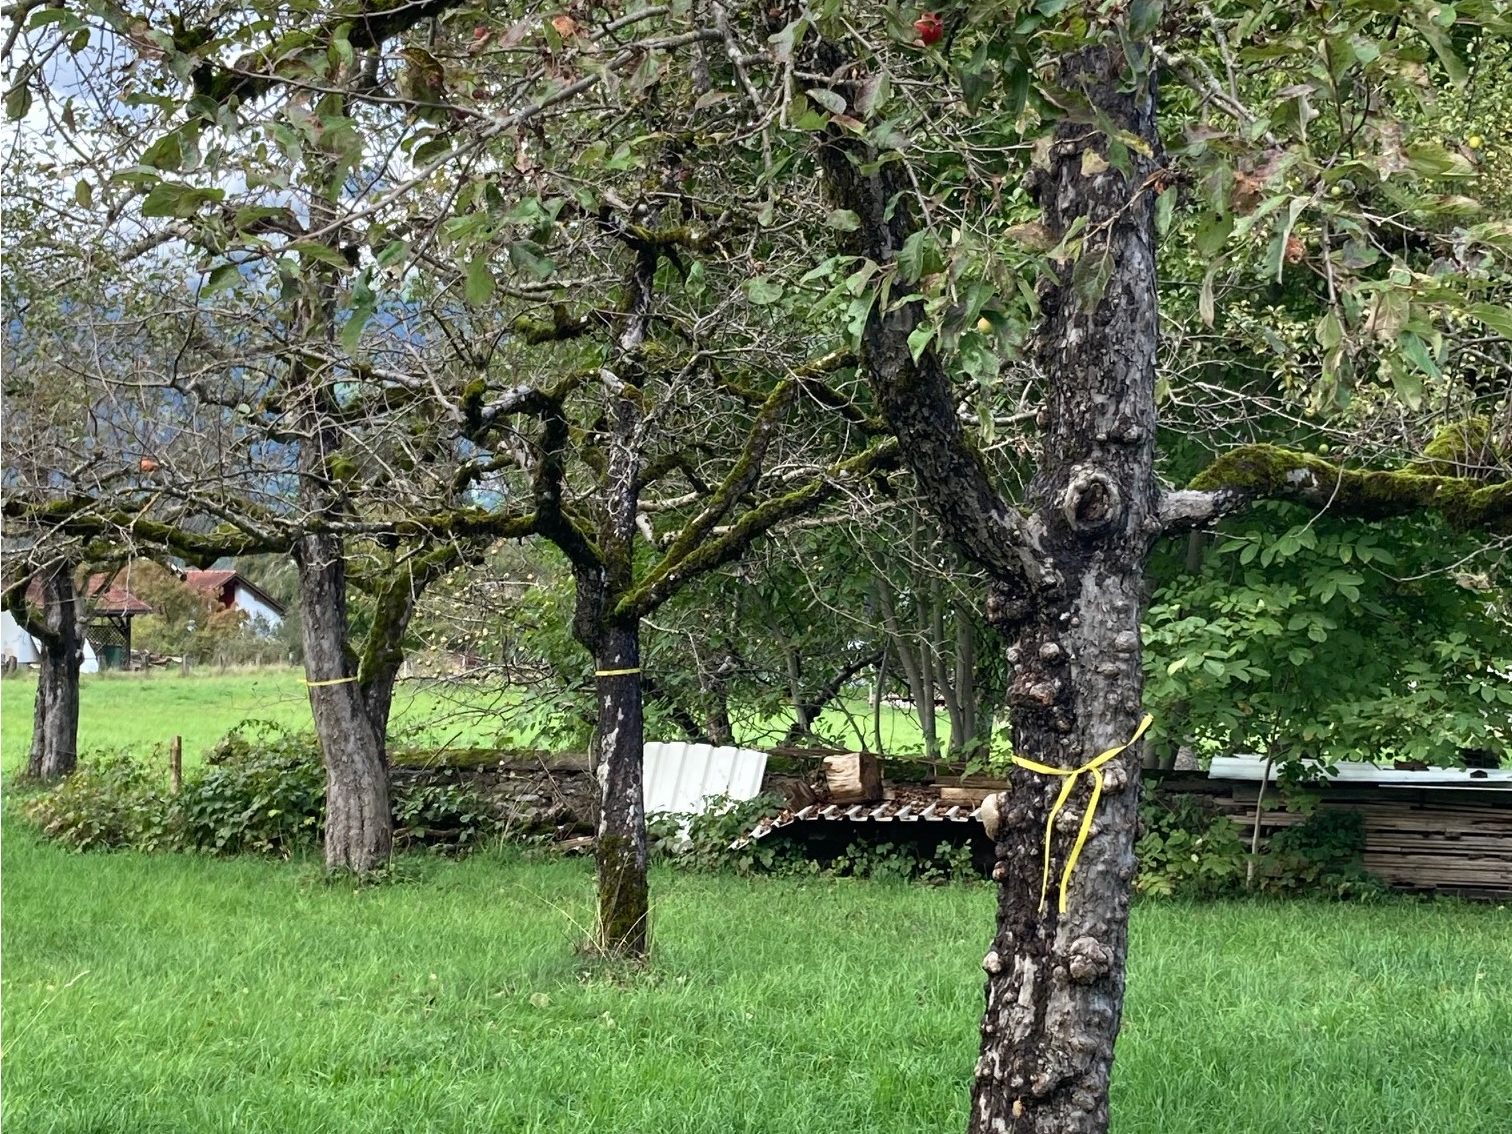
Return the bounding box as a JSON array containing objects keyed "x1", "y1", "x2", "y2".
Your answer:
[
  {"x1": 295, "y1": 531, "x2": 392, "y2": 874},
  {"x1": 22, "y1": 565, "x2": 83, "y2": 780},
  {"x1": 967, "y1": 45, "x2": 1160, "y2": 1134},
  {"x1": 592, "y1": 618, "x2": 649, "y2": 957}
]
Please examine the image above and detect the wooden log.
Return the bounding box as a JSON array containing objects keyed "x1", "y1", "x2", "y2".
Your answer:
[{"x1": 823, "y1": 752, "x2": 883, "y2": 802}]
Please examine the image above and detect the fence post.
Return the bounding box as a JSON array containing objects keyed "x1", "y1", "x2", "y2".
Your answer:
[{"x1": 170, "y1": 735, "x2": 183, "y2": 794}]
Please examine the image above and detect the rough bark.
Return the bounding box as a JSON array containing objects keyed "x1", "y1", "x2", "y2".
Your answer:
[
  {"x1": 19, "y1": 566, "x2": 83, "y2": 780},
  {"x1": 591, "y1": 618, "x2": 649, "y2": 957},
  {"x1": 961, "y1": 45, "x2": 1162, "y2": 1134},
  {"x1": 295, "y1": 531, "x2": 392, "y2": 874},
  {"x1": 816, "y1": 32, "x2": 1160, "y2": 1134}
]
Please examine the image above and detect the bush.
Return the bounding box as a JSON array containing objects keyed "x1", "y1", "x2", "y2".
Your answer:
[
  {"x1": 22, "y1": 751, "x2": 171, "y2": 852},
  {"x1": 1255, "y1": 809, "x2": 1379, "y2": 898},
  {"x1": 175, "y1": 722, "x2": 325, "y2": 855},
  {"x1": 1136, "y1": 789, "x2": 1380, "y2": 899},
  {"x1": 393, "y1": 781, "x2": 500, "y2": 853},
  {"x1": 23, "y1": 721, "x2": 499, "y2": 858},
  {"x1": 1135, "y1": 793, "x2": 1248, "y2": 898}
]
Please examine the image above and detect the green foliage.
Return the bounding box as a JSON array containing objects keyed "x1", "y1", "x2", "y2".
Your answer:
[
  {"x1": 1145, "y1": 503, "x2": 1512, "y2": 767},
  {"x1": 392, "y1": 780, "x2": 500, "y2": 853},
  {"x1": 21, "y1": 750, "x2": 171, "y2": 851},
  {"x1": 1136, "y1": 789, "x2": 1378, "y2": 899},
  {"x1": 21, "y1": 721, "x2": 498, "y2": 857},
  {"x1": 648, "y1": 794, "x2": 797, "y2": 874},
  {"x1": 175, "y1": 722, "x2": 326, "y2": 855},
  {"x1": 1135, "y1": 794, "x2": 1248, "y2": 898},
  {"x1": 1257, "y1": 810, "x2": 1380, "y2": 898}
]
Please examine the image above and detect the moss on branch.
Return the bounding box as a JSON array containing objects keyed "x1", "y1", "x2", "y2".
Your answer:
[{"x1": 1188, "y1": 443, "x2": 1511, "y2": 533}]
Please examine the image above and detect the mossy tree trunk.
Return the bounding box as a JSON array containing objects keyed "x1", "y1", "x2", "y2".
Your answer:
[
  {"x1": 295, "y1": 529, "x2": 392, "y2": 875},
  {"x1": 590, "y1": 617, "x2": 649, "y2": 956},
  {"x1": 17, "y1": 564, "x2": 84, "y2": 780}
]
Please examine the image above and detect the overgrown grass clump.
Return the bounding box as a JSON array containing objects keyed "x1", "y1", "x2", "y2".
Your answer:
[{"x1": 2, "y1": 829, "x2": 1508, "y2": 1133}]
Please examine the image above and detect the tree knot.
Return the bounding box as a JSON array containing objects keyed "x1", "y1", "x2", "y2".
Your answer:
[
  {"x1": 1066, "y1": 936, "x2": 1113, "y2": 984},
  {"x1": 1061, "y1": 465, "x2": 1123, "y2": 534}
]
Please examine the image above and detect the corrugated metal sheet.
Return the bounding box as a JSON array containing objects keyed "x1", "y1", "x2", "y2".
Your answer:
[
  {"x1": 1210, "y1": 756, "x2": 1512, "y2": 791},
  {"x1": 737, "y1": 798, "x2": 982, "y2": 847},
  {"x1": 643, "y1": 741, "x2": 768, "y2": 815}
]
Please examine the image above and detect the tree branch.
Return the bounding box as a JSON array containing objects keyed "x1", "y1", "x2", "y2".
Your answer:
[{"x1": 1169, "y1": 443, "x2": 1512, "y2": 534}]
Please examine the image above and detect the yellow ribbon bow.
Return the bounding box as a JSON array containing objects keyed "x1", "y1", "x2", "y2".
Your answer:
[{"x1": 1009, "y1": 713, "x2": 1154, "y2": 915}]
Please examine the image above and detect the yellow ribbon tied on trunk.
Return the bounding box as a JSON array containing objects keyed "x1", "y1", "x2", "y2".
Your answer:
[{"x1": 1009, "y1": 713, "x2": 1154, "y2": 915}]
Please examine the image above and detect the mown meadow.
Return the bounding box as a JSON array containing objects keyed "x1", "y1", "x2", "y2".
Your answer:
[{"x1": 2, "y1": 673, "x2": 1509, "y2": 1133}]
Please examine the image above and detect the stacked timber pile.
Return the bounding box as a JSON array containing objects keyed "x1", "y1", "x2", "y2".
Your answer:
[
  {"x1": 741, "y1": 750, "x2": 1001, "y2": 849},
  {"x1": 1156, "y1": 762, "x2": 1511, "y2": 896}
]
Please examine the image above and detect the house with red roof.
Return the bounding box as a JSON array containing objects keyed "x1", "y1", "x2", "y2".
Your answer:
[{"x1": 182, "y1": 569, "x2": 287, "y2": 636}]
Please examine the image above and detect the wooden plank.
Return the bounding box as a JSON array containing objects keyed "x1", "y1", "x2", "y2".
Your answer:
[{"x1": 940, "y1": 786, "x2": 996, "y2": 804}]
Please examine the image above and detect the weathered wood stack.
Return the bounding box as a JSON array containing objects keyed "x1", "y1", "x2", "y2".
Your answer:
[{"x1": 1155, "y1": 772, "x2": 1512, "y2": 896}]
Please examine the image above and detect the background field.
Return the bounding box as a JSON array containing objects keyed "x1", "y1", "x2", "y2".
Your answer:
[{"x1": 0, "y1": 669, "x2": 937, "y2": 777}]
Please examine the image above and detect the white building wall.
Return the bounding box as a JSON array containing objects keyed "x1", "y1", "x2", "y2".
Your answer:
[{"x1": 232, "y1": 586, "x2": 284, "y2": 635}]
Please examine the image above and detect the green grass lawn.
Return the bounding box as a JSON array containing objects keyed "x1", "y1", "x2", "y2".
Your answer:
[
  {"x1": 2, "y1": 829, "x2": 1508, "y2": 1133},
  {"x1": 0, "y1": 670, "x2": 940, "y2": 779},
  {"x1": 3, "y1": 675, "x2": 1510, "y2": 1131},
  {"x1": 0, "y1": 669, "x2": 545, "y2": 777}
]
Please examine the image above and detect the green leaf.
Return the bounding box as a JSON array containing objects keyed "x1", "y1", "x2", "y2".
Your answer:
[
  {"x1": 1315, "y1": 310, "x2": 1343, "y2": 351},
  {"x1": 1071, "y1": 249, "x2": 1114, "y2": 306},
  {"x1": 4, "y1": 82, "x2": 31, "y2": 121},
  {"x1": 140, "y1": 182, "x2": 224, "y2": 219},
  {"x1": 897, "y1": 231, "x2": 942, "y2": 283},
  {"x1": 1155, "y1": 188, "x2": 1175, "y2": 236},
  {"x1": 1398, "y1": 331, "x2": 1441, "y2": 380},
  {"x1": 508, "y1": 240, "x2": 554, "y2": 280},
  {"x1": 341, "y1": 301, "x2": 375, "y2": 353},
  {"x1": 74, "y1": 180, "x2": 93, "y2": 209},
  {"x1": 288, "y1": 240, "x2": 350, "y2": 270},
  {"x1": 825, "y1": 209, "x2": 861, "y2": 232},
  {"x1": 1403, "y1": 143, "x2": 1475, "y2": 180},
  {"x1": 907, "y1": 323, "x2": 936, "y2": 363},
  {"x1": 202, "y1": 262, "x2": 242, "y2": 296},
  {"x1": 745, "y1": 276, "x2": 784, "y2": 305},
  {"x1": 464, "y1": 255, "x2": 495, "y2": 307},
  {"x1": 1466, "y1": 303, "x2": 1512, "y2": 340},
  {"x1": 139, "y1": 132, "x2": 185, "y2": 172}
]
